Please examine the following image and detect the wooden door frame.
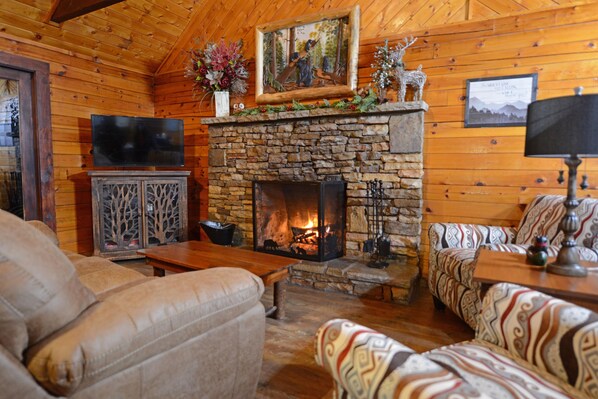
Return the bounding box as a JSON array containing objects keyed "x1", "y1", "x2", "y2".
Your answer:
[{"x1": 0, "y1": 52, "x2": 55, "y2": 230}]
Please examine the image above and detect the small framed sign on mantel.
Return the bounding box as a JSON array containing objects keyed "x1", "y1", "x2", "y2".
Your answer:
[{"x1": 465, "y1": 73, "x2": 538, "y2": 128}]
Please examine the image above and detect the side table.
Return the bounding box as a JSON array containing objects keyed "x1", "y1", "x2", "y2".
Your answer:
[{"x1": 473, "y1": 249, "x2": 598, "y2": 313}]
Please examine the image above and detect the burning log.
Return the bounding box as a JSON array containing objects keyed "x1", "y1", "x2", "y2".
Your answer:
[{"x1": 291, "y1": 226, "x2": 318, "y2": 244}]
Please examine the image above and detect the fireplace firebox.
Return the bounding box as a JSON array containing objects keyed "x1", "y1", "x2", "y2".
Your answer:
[{"x1": 253, "y1": 180, "x2": 346, "y2": 262}]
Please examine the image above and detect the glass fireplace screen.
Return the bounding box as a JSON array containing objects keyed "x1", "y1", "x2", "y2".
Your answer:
[{"x1": 253, "y1": 180, "x2": 346, "y2": 262}]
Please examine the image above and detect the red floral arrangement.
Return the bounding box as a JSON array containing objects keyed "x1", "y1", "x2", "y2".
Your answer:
[{"x1": 186, "y1": 39, "x2": 249, "y2": 96}]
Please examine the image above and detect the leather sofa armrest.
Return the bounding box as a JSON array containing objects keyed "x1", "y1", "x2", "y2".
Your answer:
[
  {"x1": 316, "y1": 319, "x2": 482, "y2": 398},
  {"x1": 477, "y1": 283, "x2": 598, "y2": 397},
  {"x1": 25, "y1": 267, "x2": 265, "y2": 397}
]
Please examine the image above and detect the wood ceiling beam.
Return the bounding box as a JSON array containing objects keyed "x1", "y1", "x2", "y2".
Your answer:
[{"x1": 49, "y1": 0, "x2": 125, "y2": 23}]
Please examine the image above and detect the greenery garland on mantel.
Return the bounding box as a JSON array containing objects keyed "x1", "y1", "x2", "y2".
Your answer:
[{"x1": 234, "y1": 88, "x2": 380, "y2": 116}]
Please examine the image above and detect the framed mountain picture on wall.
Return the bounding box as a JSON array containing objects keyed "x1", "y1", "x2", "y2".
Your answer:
[{"x1": 465, "y1": 73, "x2": 538, "y2": 128}]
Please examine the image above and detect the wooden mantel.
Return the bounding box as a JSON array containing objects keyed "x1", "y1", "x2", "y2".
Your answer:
[{"x1": 201, "y1": 101, "x2": 429, "y2": 126}]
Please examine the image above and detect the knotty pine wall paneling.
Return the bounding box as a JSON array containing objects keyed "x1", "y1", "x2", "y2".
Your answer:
[
  {"x1": 154, "y1": 1, "x2": 598, "y2": 275},
  {"x1": 401, "y1": 5, "x2": 598, "y2": 272},
  {"x1": 0, "y1": 33, "x2": 154, "y2": 254}
]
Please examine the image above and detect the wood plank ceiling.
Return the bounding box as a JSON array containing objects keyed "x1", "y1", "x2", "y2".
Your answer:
[
  {"x1": 0, "y1": 0, "x2": 589, "y2": 76},
  {"x1": 49, "y1": 0, "x2": 126, "y2": 23},
  {"x1": 157, "y1": 0, "x2": 587, "y2": 74},
  {"x1": 0, "y1": 0, "x2": 199, "y2": 74}
]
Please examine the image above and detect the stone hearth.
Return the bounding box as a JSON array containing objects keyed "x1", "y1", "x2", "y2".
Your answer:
[
  {"x1": 292, "y1": 257, "x2": 419, "y2": 304},
  {"x1": 202, "y1": 102, "x2": 426, "y2": 303}
]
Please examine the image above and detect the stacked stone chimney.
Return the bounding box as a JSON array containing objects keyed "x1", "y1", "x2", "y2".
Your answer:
[{"x1": 202, "y1": 102, "x2": 427, "y2": 267}]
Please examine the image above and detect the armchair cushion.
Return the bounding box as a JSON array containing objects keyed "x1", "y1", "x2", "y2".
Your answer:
[
  {"x1": 515, "y1": 194, "x2": 598, "y2": 248},
  {"x1": 0, "y1": 210, "x2": 96, "y2": 361},
  {"x1": 25, "y1": 267, "x2": 264, "y2": 397}
]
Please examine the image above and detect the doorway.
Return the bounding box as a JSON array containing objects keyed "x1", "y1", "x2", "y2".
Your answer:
[
  {"x1": 0, "y1": 77, "x2": 22, "y2": 217},
  {"x1": 0, "y1": 52, "x2": 55, "y2": 230}
]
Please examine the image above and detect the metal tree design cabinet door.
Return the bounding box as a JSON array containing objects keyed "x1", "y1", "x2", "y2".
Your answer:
[
  {"x1": 93, "y1": 179, "x2": 143, "y2": 258},
  {"x1": 143, "y1": 179, "x2": 188, "y2": 247},
  {"x1": 89, "y1": 171, "x2": 189, "y2": 260}
]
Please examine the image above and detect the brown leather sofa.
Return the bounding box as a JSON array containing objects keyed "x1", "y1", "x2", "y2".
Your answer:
[{"x1": 0, "y1": 210, "x2": 265, "y2": 398}]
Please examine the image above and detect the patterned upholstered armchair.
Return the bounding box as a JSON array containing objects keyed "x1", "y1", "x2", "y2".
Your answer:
[
  {"x1": 428, "y1": 194, "x2": 598, "y2": 329},
  {"x1": 316, "y1": 283, "x2": 598, "y2": 399}
]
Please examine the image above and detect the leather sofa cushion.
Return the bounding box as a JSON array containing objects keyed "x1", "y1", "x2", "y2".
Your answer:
[
  {"x1": 26, "y1": 267, "x2": 265, "y2": 396},
  {"x1": 72, "y1": 256, "x2": 147, "y2": 297},
  {"x1": 0, "y1": 210, "x2": 96, "y2": 361},
  {"x1": 62, "y1": 249, "x2": 86, "y2": 263}
]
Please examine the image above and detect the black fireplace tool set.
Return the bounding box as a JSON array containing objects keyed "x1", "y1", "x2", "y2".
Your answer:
[{"x1": 363, "y1": 179, "x2": 391, "y2": 268}]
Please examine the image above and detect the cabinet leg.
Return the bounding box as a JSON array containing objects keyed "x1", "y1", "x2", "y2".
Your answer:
[{"x1": 153, "y1": 267, "x2": 165, "y2": 277}]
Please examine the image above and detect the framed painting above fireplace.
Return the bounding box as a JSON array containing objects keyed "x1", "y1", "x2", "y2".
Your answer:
[{"x1": 255, "y1": 6, "x2": 360, "y2": 104}]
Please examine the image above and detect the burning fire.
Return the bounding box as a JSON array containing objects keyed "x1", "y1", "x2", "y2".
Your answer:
[
  {"x1": 303, "y1": 217, "x2": 317, "y2": 236},
  {"x1": 301, "y1": 216, "x2": 331, "y2": 236}
]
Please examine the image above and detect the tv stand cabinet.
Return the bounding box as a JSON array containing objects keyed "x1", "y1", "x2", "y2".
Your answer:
[{"x1": 88, "y1": 171, "x2": 190, "y2": 260}]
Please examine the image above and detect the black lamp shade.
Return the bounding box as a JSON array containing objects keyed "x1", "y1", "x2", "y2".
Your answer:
[{"x1": 525, "y1": 94, "x2": 598, "y2": 158}]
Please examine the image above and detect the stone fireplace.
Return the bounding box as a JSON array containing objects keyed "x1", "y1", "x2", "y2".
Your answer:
[
  {"x1": 202, "y1": 102, "x2": 427, "y2": 303},
  {"x1": 253, "y1": 180, "x2": 346, "y2": 262}
]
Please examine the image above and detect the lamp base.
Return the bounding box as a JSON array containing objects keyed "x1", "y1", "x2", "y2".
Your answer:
[{"x1": 547, "y1": 262, "x2": 588, "y2": 277}]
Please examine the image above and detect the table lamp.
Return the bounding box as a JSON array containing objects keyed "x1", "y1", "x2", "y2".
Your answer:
[{"x1": 524, "y1": 89, "x2": 598, "y2": 277}]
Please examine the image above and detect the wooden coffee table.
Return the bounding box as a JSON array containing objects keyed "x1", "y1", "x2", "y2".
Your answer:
[
  {"x1": 138, "y1": 241, "x2": 299, "y2": 319},
  {"x1": 473, "y1": 249, "x2": 598, "y2": 312}
]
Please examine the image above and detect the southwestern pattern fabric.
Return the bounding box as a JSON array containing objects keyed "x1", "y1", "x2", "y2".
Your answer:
[
  {"x1": 427, "y1": 248, "x2": 480, "y2": 329},
  {"x1": 428, "y1": 223, "x2": 516, "y2": 253},
  {"x1": 427, "y1": 341, "x2": 586, "y2": 398},
  {"x1": 315, "y1": 319, "x2": 486, "y2": 399},
  {"x1": 428, "y1": 223, "x2": 515, "y2": 330},
  {"x1": 515, "y1": 194, "x2": 598, "y2": 249},
  {"x1": 316, "y1": 284, "x2": 593, "y2": 399},
  {"x1": 428, "y1": 195, "x2": 598, "y2": 329},
  {"x1": 482, "y1": 243, "x2": 598, "y2": 261},
  {"x1": 478, "y1": 283, "x2": 598, "y2": 398}
]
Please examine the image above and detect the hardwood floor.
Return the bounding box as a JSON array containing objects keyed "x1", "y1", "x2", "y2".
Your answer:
[
  {"x1": 118, "y1": 260, "x2": 474, "y2": 398},
  {"x1": 257, "y1": 282, "x2": 473, "y2": 399}
]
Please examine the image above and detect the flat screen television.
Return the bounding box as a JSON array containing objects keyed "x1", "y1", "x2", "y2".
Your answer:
[{"x1": 91, "y1": 114, "x2": 185, "y2": 167}]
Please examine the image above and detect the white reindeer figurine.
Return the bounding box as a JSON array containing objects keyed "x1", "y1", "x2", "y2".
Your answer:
[
  {"x1": 390, "y1": 36, "x2": 427, "y2": 102},
  {"x1": 396, "y1": 64, "x2": 427, "y2": 102}
]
